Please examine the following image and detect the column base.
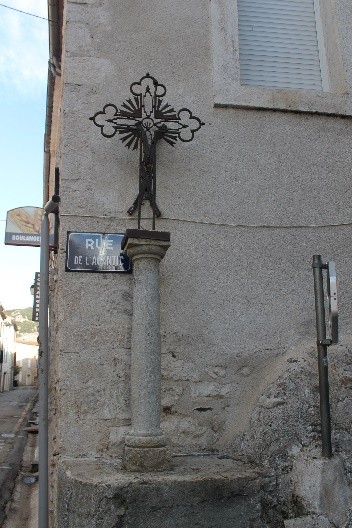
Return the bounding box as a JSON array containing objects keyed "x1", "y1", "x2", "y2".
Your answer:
[{"x1": 122, "y1": 445, "x2": 171, "y2": 472}]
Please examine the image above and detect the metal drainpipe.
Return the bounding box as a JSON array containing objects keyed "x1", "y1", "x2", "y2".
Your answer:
[
  {"x1": 39, "y1": 2, "x2": 61, "y2": 524},
  {"x1": 48, "y1": 0, "x2": 60, "y2": 75},
  {"x1": 43, "y1": 0, "x2": 60, "y2": 205},
  {"x1": 43, "y1": 68, "x2": 53, "y2": 206},
  {"x1": 39, "y1": 0, "x2": 60, "y2": 522},
  {"x1": 38, "y1": 195, "x2": 60, "y2": 528}
]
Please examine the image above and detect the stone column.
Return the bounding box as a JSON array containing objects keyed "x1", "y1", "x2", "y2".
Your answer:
[{"x1": 122, "y1": 229, "x2": 171, "y2": 471}]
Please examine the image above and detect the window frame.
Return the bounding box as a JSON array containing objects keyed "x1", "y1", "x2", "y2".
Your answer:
[{"x1": 211, "y1": 0, "x2": 352, "y2": 116}]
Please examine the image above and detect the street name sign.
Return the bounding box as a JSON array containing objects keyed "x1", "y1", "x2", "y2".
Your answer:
[{"x1": 66, "y1": 232, "x2": 131, "y2": 272}]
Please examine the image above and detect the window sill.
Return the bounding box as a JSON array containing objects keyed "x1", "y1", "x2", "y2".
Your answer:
[
  {"x1": 211, "y1": 0, "x2": 352, "y2": 117},
  {"x1": 214, "y1": 83, "x2": 352, "y2": 117}
]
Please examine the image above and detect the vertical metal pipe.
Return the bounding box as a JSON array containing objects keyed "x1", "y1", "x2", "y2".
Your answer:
[
  {"x1": 38, "y1": 196, "x2": 59, "y2": 528},
  {"x1": 312, "y1": 254, "x2": 332, "y2": 458},
  {"x1": 39, "y1": 213, "x2": 49, "y2": 528}
]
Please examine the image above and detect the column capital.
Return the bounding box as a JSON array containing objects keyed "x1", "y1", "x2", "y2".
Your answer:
[
  {"x1": 122, "y1": 230, "x2": 171, "y2": 262},
  {"x1": 122, "y1": 229, "x2": 170, "y2": 247}
]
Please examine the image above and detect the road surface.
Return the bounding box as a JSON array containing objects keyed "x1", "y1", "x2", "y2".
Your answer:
[{"x1": 0, "y1": 387, "x2": 37, "y2": 526}]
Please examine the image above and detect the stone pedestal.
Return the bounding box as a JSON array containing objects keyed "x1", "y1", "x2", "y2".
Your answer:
[
  {"x1": 58, "y1": 457, "x2": 269, "y2": 528},
  {"x1": 121, "y1": 230, "x2": 171, "y2": 471}
]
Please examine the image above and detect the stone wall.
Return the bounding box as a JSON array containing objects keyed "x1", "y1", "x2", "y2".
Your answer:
[{"x1": 50, "y1": 0, "x2": 352, "y2": 525}]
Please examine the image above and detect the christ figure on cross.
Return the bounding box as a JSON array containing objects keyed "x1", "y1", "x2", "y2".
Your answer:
[{"x1": 90, "y1": 73, "x2": 204, "y2": 229}]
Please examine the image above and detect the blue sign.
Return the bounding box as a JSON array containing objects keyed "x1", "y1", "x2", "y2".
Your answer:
[{"x1": 66, "y1": 232, "x2": 131, "y2": 272}]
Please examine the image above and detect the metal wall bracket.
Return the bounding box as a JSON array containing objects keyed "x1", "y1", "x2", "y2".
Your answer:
[
  {"x1": 326, "y1": 261, "x2": 338, "y2": 344},
  {"x1": 319, "y1": 339, "x2": 333, "y2": 346}
]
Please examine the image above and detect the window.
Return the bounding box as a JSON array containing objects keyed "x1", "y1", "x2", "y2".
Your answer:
[
  {"x1": 211, "y1": 0, "x2": 352, "y2": 115},
  {"x1": 238, "y1": 0, "x2": 324, "y2": 91}
]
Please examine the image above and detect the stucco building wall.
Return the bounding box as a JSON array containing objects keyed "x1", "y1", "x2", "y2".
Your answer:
[
  {"x1": 16, "y1": 343, "x2": 38, "y2": 387},
  {"x1": 49, "y1": 0, "x2": 352, "y2": 523}
]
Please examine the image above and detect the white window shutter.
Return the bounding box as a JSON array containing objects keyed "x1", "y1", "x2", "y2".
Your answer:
[{"x1": 238, "y1": 0, "x2": 323, "y2": 91}]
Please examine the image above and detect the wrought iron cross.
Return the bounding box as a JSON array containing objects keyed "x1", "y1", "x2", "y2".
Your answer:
[{"x1": 90, "y1": 73, "x2": 204, "y2": 229}]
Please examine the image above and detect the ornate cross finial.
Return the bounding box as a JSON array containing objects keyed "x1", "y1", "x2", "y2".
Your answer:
[{"x1": 90, "y1": 73, "x2": 204, "y2": 229}]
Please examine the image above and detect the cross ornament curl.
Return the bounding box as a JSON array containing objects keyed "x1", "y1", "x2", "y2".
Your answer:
[{"x1": 90, "y1": 73, "x2": 204, "y2": 229}]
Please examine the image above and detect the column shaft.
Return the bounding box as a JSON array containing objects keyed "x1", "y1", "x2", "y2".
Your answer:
[
  {"x1": 131, "y1": 254, "x2": 162, "y2": 436},
  {"x1": 122, "y1": 232, "x2": 171, "y2": 471}
]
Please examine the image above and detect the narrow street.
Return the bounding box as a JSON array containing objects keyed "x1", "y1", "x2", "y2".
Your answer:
[{"x1": 0, "y1": 387, "x2": 37, "y2": 526}]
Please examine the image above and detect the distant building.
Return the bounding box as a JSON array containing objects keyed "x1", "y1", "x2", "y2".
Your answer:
[
  {"x1": 0, "y1": 304, "x2": 17, "y2": 392},
  {"x1": 15, "y1": 342, "x2": 38, "y2": 387}
]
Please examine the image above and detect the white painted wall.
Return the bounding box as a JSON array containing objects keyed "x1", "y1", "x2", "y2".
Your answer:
[
  {"x1": 16, "y1": 342, "x2": 38, "y2": 386},
  {"x1": 0, "y1": 318, "x2": 16, "y2": 392}
]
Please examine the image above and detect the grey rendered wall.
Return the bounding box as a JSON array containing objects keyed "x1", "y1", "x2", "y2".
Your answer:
[{"x1": 53, "y1": 0, "x2": 352, "y2": 470}]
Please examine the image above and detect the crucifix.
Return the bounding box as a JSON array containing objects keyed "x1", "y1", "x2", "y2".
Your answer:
[
  {"x1": 90, "y1": 75, "x2": 204, "y2": 471},
  {"x1": 90, "y1": 73, "x2": 204, "y2": 229}
]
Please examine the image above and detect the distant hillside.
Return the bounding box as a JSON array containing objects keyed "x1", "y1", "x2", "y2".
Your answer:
[{"x1": 8, "y1": 307, "x2": 38, "y2": 337}]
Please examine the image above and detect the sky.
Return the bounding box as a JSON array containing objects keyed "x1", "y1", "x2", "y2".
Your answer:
[{"x1": 0, "y1": 0, "x2": 48, "y2": 310}]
